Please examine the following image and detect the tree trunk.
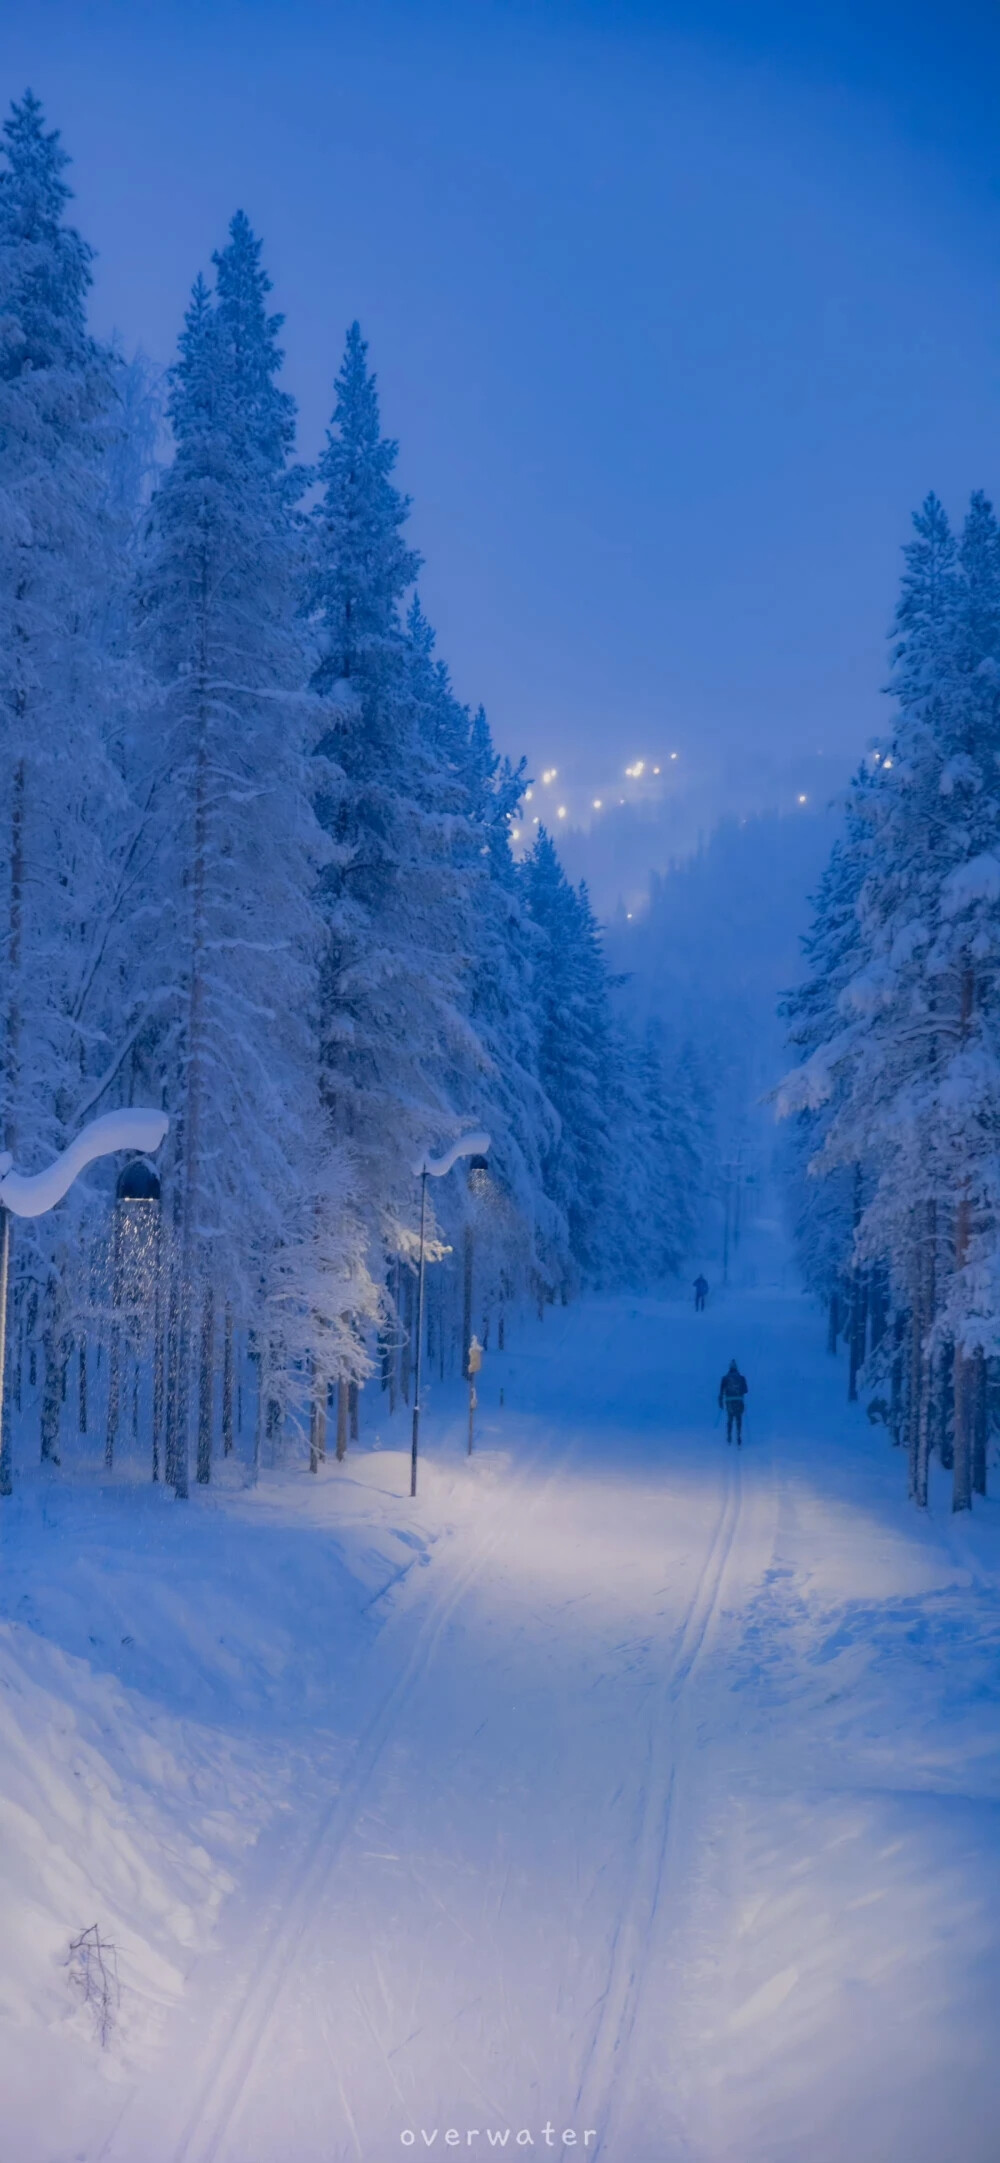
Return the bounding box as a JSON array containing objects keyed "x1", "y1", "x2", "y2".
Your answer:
[
  {"x1": 972, "y1": 1347, "x2": 987, "y2": 1499},
  {"x1": 197, "y1": 1282, "x2": 214, "y2": 1485},
  {"x1": 848, "y1": 1269, "x2": 867, "y2": 1402},
  {"x1": 462, "y1": 1226, "x2": 474, "y2": 1378},
  {"x1": 151, "y1": 1289, "x2": 163, "y2": 1483},
  {"x1": 222, "y1": 1304, "x2": 234, "y2": 1456},
  {"x1": 826, "y1": 1290, "x2": 839, "y2": 1355},
  {"x1": 165, "y1": 1260, "x2": 187, "y2": 1498},
  {"x1": 78, "y1": 1334, "x2": 88, "y2": 1435},
  {"x1": 953, "y1": 1347, "x2": 973, "y2": 1512},
  {"x1": 889, "y1": 1309, "x2": 905, "y2": 1446},
  {"x1": 953, "y1": 1186, "x2": 972, "y2": 1512},
  {"x1": 309, "y1": 1357, "x2": 326, "y2": 1473},
  {"x1": 913, "y1": 1205, "x2": 936, "y2": 1508},
  {"x1": 915, "y1": 1345, "x2": 934, "y2": 1509},
  {"x1": 907, "y1": 1261, "x2": 924, "y2": 1500},
  {"x1": 937, "y1": 1341, "x2": 954, "y2": 1471},
  {"x1": 265, "y1": 1340, "x2": 281, "y2": 1458},
  {"x1": 251, "y1": 1333, "x2": 263, "y2": 1481},
  {"x1": 105, "y1": 1322, "x2": 121, "y2": 1471},
  {"x1": 40, "y1": 1322, "x2": 65, "y2": 1466},
  {"x1": 336, "y1": 1377, "x2": 348, "y2": 1462},
  {"x1": 869, "y1": 1266, "x2": 888, "y2": 1354},
  {"x1": 349, "y1": 1379, "x2": 359, "y2": 1442}
]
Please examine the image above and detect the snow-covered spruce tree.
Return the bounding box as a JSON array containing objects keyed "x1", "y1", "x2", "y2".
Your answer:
[
  {"x1": 523, "y1": 831, "x2": 614, "y2": 1290},
  {"x1": 635, "y1": 1022, "x2": 709, "y2": 1282},
  {"x1": 0, "y1": 93, "x2": 131, "y2": 1479},
  {"x1": 781, "y1": 493, "x2": 1000, "y2": 1509},
  {"x1": 135, "y1": 214, "x2": 335, "y2": 1493},
  {"x1": 308, "y1": 328, "x2": 485, "y2": 1306},
  {"x1": 781, "y1": 785, "x2": 874, "y2": 1379},
  {"x1": 405, "y1": 612, "x2": 562, "y2": 1326}
]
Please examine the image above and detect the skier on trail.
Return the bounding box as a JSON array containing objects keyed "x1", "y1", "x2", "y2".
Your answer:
[
  {"x1": 694, "y1": 1274, "x2": 709, "y2": 1311},
  {"x1": 718, "y1": 1359, "x2": 748, "y2": 1445}
]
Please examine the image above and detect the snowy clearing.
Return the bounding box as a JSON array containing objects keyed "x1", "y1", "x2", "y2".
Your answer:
[{"x1": 2, "y1": 1227, "x2": 999, "y2": 2163}]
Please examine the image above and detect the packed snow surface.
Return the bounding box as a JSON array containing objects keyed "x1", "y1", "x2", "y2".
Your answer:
[{"x1": 2, "y1": 1228, "x2": 999, "y2": 2161}]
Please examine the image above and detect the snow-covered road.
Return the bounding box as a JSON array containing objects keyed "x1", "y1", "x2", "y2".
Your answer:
[{"x1": 4, "y1": 1242, "x2": 1000, "y2": 2162}]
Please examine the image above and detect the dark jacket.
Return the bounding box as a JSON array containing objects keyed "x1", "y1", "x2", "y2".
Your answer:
[{"x1": 718, "y1": 1367, "x2": 748, "y2": 1406}]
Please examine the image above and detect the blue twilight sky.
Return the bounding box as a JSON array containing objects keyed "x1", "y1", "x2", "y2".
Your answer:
[{"x1": 6, "y1": 0, "x2": 1000, "y2": 873}]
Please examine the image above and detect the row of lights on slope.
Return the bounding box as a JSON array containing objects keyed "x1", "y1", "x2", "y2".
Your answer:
[{"x1": 510, "y1": 754, "x2": 680, "y2": 839}]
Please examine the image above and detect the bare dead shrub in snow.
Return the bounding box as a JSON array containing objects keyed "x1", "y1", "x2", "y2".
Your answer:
[{"x1": 68, "y1": 1924, "x2": 120, "y2": 2046}]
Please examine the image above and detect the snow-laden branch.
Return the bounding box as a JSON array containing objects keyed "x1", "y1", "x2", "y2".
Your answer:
[
  {"x1": 0, "y1": 1109, "x2": 169, "y2": 1219},
  {"x1": 412, "y1": 1131, "x2": 491, "y2": 1179}
]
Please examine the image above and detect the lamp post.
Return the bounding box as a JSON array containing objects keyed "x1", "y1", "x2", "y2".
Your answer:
[
  {"x1": 409, "y1": 1131, "x2": 490, "y2": 1498},
  {"x1": 0, "y1": 1108, "x2": 169, "y2": 1496}
]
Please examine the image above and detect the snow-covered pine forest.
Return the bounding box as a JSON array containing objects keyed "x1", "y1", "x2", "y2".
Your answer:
[
  {"x1": 780, "y1": 491, "x2": 1000, "y2": 1512},
  {"x1": 0, "y1": 94, "x2": 709, "y2": 1495},
  {"x1": 6, "y1": 42, "x2": 1000, "y2": 2163}
]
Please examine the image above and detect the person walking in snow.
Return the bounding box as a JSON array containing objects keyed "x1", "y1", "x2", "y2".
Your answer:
[
  {"x1": 694, "y1": 1274, "x2": 709, "y2": 1311},
  {"x1": 718, "y1": 1359, "x2": 748, "y2": 1444}
]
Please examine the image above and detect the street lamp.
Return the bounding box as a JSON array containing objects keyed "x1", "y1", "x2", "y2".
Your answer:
[
  {"x1": 0, "y1": 1107, "x2": 169, "y2": 1496},
  {"x1": 409, "y1": 1130, "x2": 490, "y2": 1497}
]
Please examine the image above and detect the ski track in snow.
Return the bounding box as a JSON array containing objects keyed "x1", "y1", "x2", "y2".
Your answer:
[
  {"x1": 5, "y1": 1230, "x2": 1000, "y2": 2162},
  {"x1": 568, "y1": 1445, "x2": 743, "y2": 2156},
  {"x1": 100, "y1": 1429, "x2": 579, "y2": 2163}
]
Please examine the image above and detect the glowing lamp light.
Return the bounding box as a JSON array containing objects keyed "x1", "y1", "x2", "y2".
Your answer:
[
  {"x1": 525, "y1": 788, "x2": 533, "y2": 800},
  {"x1": 541, "y1": 768, "x2": 557, "y2": 785},
  {"x1": 670, "y1": 751, "x2": 678, "y2": 760},
  {"x1": 798, "y1": 793, "x2": 808, "y2": 804},
  {"x1": 653, "y1": 766, "x2": 660, "y2": 775},
  {"x1": 557, "y1": 805, "x2": 567, "y2": 819},
  {"x1": 593, "y1": 798, "x2": 602, "y2": 809},
  {"x1": 115, "y1": 1158, "x2": 161, "y2": 1206},
  {"x1": 511, "y1": 828, "x2": 521, "y2": 841},
  {"x1": 884, "y1": 758, "x2": 893, "y2": 768},
  {"x1": 467, "y1": 1152, "x2": 491, "y2": 1199}
]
